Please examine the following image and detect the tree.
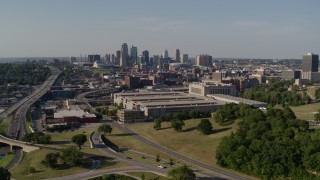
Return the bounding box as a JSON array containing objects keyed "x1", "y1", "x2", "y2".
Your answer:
[
  {"x1": 153, "y1": 119, "x2": 162, "y2": 130},
  {"x1": 169, "y1": 158, "x2": 174, "y2": 166},
  {"x1": 42, "y1": 152, "x2": 60, "y2": 168},
  {"x1": 156, "y1": 154, "x2": 160, "y2": 162},
  {"x1": 141, "y1": 173, "x2": 145, "y2": 180},
  {"x1": 71, "y1": 134, "x2": 87, "y2": 149},
  {"x1": 168, "y1": 165, "x2": 196, "y2": 180},
  {"x1": 171, "y1": 119, "x2": 185, "y2": 132},
  {"x1": 61, "y1": 146, "x2": 83, "y2": 167},
  {"x1": 98, "y1": 124, "x2": 113, "y2": 135},
  {"x1": 29, "y1": 166, "x2": 36, "y2": 173},
  {"x1": 314, "y1": 110, "x2": 320, "y2": 123},
  {"x1": 0, "y1": 167, "x2": 11, "y2": 180},
  {"x1": 197, "y1": 119, "x2": 213, "y2": 135}
]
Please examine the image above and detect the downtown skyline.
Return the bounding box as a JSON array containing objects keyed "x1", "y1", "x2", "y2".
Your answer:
[{"x1": 0, "y1": 0, "x2": 319, "y2": 59}]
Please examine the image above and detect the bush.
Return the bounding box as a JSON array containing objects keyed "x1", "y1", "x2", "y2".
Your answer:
[{"x1": 29, "y1": 167, "x2": 35, "y2": 173}]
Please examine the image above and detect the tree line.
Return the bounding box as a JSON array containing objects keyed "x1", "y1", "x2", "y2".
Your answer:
[
  {"x1": 242, "y1": 79, "x2": 310, "y2": 106},
  {"x1": 0, "y1": 62, "x2": 50, "y2": 85},
  {"x1": 153, "y1": 110, "x2": 212, "y2": 132},
  {"x1": 216, "y1": 104, "x2": 320, "y2": 179}
]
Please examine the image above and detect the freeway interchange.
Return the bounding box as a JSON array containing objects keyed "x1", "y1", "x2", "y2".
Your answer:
[
  {"x1": 1, "y1": 67, "x2": 61, "y2": 169},
  {"x1": 0, "y1": 67, "x2": 253, "y2": 179}
]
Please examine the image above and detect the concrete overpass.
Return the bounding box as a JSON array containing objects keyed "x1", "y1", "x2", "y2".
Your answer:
[
  {"x1": 0, "y1": 135, "x2": 39, "y2": 153},
  {"x1": 75, "y1": 88, "x2": 118, "y2": 103}
]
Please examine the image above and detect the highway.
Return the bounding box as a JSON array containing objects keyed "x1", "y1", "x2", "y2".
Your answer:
[
  {"x1": 75, "y1": 88, "x2": 118, "y2": 103},
  {"x1": 5, "y1": 67, "x2": 61, "y2": 169},
  {"x1": 112, "y1": 122, "x2": 253, "y2": 180}
]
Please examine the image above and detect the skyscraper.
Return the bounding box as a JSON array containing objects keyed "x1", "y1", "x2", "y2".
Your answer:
[
  {"x1": 130, "y1": 46, "x2": 138, "y2": 62},
  {"x1": 302, "y1": 53, "x2": 319, "y2": 72},
  {"x1": 116, "y1": 51, "x2": 121, "y2": 65},
  {"x1": 142, "y1": 50, "x2": 149, "y2": 66},
  {"x1": 195, "y1": 54, "x2": 213, "y2": 66},
  {"x1": 175, "y1": 49, "x2": 180, "y2": 61},
  {"x1": 163, "y1": 49, "x2": 169, "y2": 58},
  {"x1": 182, "y1": 54, "x2": 188, "y2": 63},
  {"x1": 120, "y1": 43, "x2": 129, "y2": 67},
  {"x1": 88, "y1": 54, "x2": 101, "y2": 62}
]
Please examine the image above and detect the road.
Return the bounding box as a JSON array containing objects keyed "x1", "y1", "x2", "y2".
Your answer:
[
  {"x1": 75, "y1": 88, "x2": 118, "y2": 103},
  {"x1": 5, "y1": 67, "x2": 61, "y2": 169},
  {"x1": 112, "y1": 122, "x2": 253, "y2": 180}
]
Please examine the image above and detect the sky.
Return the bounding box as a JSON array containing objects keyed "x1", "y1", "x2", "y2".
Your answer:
[{"x1": 0, "y1": 0, "x2": 319, "y2": 59}]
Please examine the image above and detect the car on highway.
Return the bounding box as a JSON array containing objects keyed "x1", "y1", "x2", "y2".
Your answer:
[{"x1": 158, "y1": 165, "x2": 166, "y2": 169}]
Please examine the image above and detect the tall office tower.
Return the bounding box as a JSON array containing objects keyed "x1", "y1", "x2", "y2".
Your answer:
[
  {"x1": 175, "y1": 49, "x2": 180, "y2": 61},
  {"x1": 195, "y1": 54, "x2": 213, "y2": 66},
  {"x1": 163, "y1": 49, "x2": 169, "y2": 58},
  {"x1": 130, "y1": 46, "x2": 138, "y2": 62},
  {"x1": 142, "y1": 50, "x2": 149, "y2": 66},
  {"x1": 137, "y1": 55, "x2": 143, "y2": 64},
  {"x1": 88, "y1": 54, "x2": 101, "y2": 62},
  {"x1": 115, "y1": 51, "x2": 121, "y2": 65},
  {"x1": 302, "y1": 53, "x2": 319, "y2": 72},
  {"x1": 182, "y1": 54, "x2": 188, "y2": 63},
  {"x1": 153, "y1": 55, "x2": 160, "y2": 67},
  {"x1": 111, "y1": 54, "x2": 115, "y2": 64},
  {"x1": 105, "y1": 54, "x2": 111, "y2": 63},
  {"x1": 120, "y1": 43, "x2": 129, "y2": 67}
]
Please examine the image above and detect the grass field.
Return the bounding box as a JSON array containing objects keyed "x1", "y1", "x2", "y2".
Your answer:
[
  {"x1": 127, "y1": 118, "x2": 239, "y2": 166},
  {"x1": 0, "y1": 116, "x2": 13, "y2": 133},
  {"x1": 107, "y1": 126, "x2": 173, "y2": 161},
  {"x1": 9, "y1": 148, "x2": 129, "y2": 180},
  {"x1": 46, "y1": 125, "x2": 105, "y2": 156},
  {"x1": 127, "y1": 172, "x2": 169, "y2": 180},
  {"x1": 290, "y1": 103, "x2": 320, "y2": 120},
  {"x1": 0, "y1": 153, "x2": 14, "y2": 168}
]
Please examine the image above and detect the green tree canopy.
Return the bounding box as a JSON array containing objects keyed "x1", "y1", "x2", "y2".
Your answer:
[
  {"x1": 197, "y1": 119, "x2": 213, "y2": 135},
  {"x1": 171, "y1": 119, "x2": 185, "y2": 132},
  {"x1": 71, "y1": 134, "x2": 87, "y2": 149},
  {"x1": 98, "y1": 124, "x2": 113, "y2": 135},
  {"x1": 168, "y1": 165, "x2": 196, "y2": 180},
  {"x1": 0, "y1": 167, "x2": 11, "y2": 180},
  {"x1": 61, "y1": 146, "x2": 83, "y2": 167}
]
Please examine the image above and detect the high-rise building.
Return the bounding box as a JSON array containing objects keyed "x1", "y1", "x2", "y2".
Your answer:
[
  {"x1": 302, "y1": 53, "x2": 319, "y2": 72},
  {"x1": 182, "y1": 54, "x2": 188, "y2": 63},
  {"x1": 105, "y1": 54, "x2": 111, "y2": 63},
  {"x1": 111, "y1": 54, "x2": 115, "y2": 64},
  {"x1": 142, "y1": 50, "x2": 149, "y2": 65},
  {"x1": 120, "y1": 43, "x2": 129, "y2": 67},
  {"x1": 115, "y1": 51, "x2": 121, "y2": 65},
  {"x1": 130, "y1": 46, "x2": 138, "y2": 62},
  {"x1": 195, "y1": 54, "x2": 213, "y2": 66},
  {"x1": 175, "y1": 49, "x2": 180, "y2": 61},
  {"x1": 88, "y1": 54, "x2": 101, "y2": 62},
  {"x1": 153, "y1": 55, "x2": 160, "y2": 66},
  {"x1": 163, "y1": 49, "x2": 169, "y2": 58}
]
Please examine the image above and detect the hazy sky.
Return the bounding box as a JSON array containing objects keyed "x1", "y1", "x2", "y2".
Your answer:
[{"x1": 0, "y1": 0, "x2": 319, "y2": 59}]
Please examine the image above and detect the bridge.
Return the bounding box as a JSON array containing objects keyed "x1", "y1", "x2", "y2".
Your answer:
[
  {"x1": 0, "y1": 135, "x2": 39, "y2": 152},
  {"x1": 75, "y1": 88, "x2": 118, "y2": 103}
]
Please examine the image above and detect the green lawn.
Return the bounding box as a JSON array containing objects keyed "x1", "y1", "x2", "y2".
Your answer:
[
  {"x1": 10, "y1": 148, "x2": 129, "y2": 180},
  {"x1": 290, "y1": 103, "x2": 320, "y2": 120},
  {"x1": 127, "y1": 172, "x2": 169, "y2": 180},
  {"x1": 306, "y1": 87, "x2": 317, "y2": 100},
  {"x1": 107, "y1": 126, "x2": 173, "y2": 161},
  {"x1": 127, "y1": 118, "x2": 239, "y2": 166},
  {"x1": 0, "y1": 116, "x2": 13, "y2": 134},
  {"x1": 46, "y1": 126, "x2": 105, "y2": 156},
  {"x1": 0, "y1": 153, "x2": 14, "y2": 168}
]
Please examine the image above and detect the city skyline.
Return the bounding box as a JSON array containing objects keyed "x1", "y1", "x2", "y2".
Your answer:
[{"x1": 0, "y1": 0, "x2": 319, "y2": 59}]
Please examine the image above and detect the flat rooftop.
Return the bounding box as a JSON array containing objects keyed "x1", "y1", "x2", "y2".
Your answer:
[
  {"x1": 211, "y1": 94, "x2": 267, "y2": 105},
  {"x1": 54, "y1": 109, "x2": 96, "y2": 119}
]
